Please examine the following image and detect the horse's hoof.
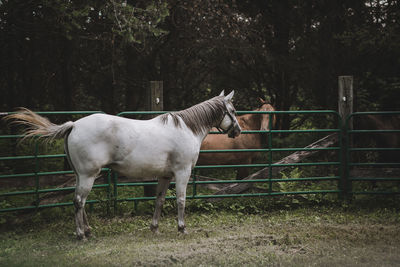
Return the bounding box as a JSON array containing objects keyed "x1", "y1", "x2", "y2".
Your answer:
[
  {"x1": 178, "y1": 226, "x2": 187, "y2": 234},
  {"x1": 76, "y1": 234, "x2": 88, "y2": 241},
  {"x1": 150, "y1": 224, "x2": 159, "y2": 234},
  {"x1": 84, "y1": 230, "x2": 92, "y2": 238}
]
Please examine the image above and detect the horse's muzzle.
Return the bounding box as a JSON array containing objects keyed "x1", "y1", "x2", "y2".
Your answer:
[{"x1": 228, "y1": 124, "x2": 241, "y2": 138}]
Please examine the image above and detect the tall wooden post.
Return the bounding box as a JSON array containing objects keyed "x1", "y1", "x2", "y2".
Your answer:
[
  {"x1": 144, "y1": 81, "x2": 163, "y2": 197},
  {"x1": 149, "y1": 81, "x2": 164, "y2": 112},
  {"x1": 338, "y1": 76, "x2": 353, "y2": 126},
  {"x1": 338, "y1": 76, "x2": 353, "y2": 199}
]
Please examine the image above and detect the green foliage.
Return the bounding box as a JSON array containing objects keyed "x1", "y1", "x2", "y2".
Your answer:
[
  {"x1": 107, "y1": 0, "x2": 169, "y2": 44},
  {"x1": 1, "y1": 0, "x2": 399, "y2": 114},
  {"x1": 25, "y1": 1, "x2": 170, "y2": 43}
]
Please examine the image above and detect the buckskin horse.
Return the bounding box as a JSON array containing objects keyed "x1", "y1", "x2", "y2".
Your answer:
[
  {"x1": 5, "y1": 91, "x2": 241, "y2": 239},
  {"x1": 197, "y1": 98, "x2": 276, "y2": 179}
]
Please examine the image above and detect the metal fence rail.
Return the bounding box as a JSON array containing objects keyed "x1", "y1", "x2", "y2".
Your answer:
[{"x1": 0, "y1": 110, "x2": 398, "y2": 213}]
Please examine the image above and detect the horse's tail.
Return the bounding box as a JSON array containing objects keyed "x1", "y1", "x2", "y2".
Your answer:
[{"x1": 4, "y1": 108, "x2": 74, "y2": 143}]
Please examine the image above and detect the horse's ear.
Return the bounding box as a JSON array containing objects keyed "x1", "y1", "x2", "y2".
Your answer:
[
  {"x1": 259, "y1": 97, "x2": 266, "y2": 104},
  {"x1": 224, "y1": 90, "x2": 234, "y2": 102},
  {"x1": 219, "y1": 90, "x2": 225, "y2": 96}
]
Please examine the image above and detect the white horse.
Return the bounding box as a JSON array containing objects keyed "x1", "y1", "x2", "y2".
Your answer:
[{"x1": 6, "y1": 91, "x2": 241, "y2": 239}]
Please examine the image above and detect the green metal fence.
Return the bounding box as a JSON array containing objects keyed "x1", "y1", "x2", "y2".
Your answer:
[
  {"x1": 0, "y1": 110, "x2": 398, "y2": 213},
  {"x1": 345, "y1": 111, "x2": 400, "y2": 195}
]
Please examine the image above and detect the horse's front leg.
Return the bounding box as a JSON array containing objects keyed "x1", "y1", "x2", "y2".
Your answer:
[
  {"x1": 175, "y1": 170, "x2": 191, "y2": 234},
  {"x1": 150, "y1": 177, "x2": 172, "y2": 234}
]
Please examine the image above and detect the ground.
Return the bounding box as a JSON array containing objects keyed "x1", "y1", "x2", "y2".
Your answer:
[{"x1": 1, "y1": 199, "x2": 400, "y2": 266}]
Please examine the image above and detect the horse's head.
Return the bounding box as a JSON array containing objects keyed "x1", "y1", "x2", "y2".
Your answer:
[
  {"x1": 217, "y1": 90, "x2": 241, "y2": 138},
  {"x1": 258, "y1": 98, "x2": 276, "y2": 131}
]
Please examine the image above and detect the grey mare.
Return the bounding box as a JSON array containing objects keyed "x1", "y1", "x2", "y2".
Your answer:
[{"x1": 5, "y1": 91, "x2": 241, "y2": 239}]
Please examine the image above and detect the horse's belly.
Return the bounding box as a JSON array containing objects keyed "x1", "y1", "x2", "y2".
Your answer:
[
  {"x1": 110, "y1": 146, "x2": 186, "y2": 179},
  {"x1": 112, "y1": 158, "x2": 173, "y2": 179}
]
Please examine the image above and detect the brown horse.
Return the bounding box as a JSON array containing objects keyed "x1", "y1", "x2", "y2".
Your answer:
[{"x1": 197, "y1": 98, "x2": 276, "y2": 179}]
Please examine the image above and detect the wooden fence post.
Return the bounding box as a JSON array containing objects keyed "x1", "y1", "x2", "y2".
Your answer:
[
  {"x1": 338, "y1": 76, "x2": 353, "y2": 199},
  {"x1": 149, "y1": 81, "x2": 164, "y2": 112},
  {"x1": 144, "y1": 81, "x2": 163, "y2": 197},
  {"x1": 338, "y1": 76, "x2": 353, "y2": 125}
]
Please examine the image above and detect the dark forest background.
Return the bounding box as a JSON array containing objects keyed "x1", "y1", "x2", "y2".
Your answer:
[{"x1": 1, "y1": 0, "x2": 399, "y2": 122}]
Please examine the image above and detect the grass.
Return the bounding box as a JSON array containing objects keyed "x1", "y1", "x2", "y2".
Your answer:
[{"x1": 1, "y1": 197, "x2": 400, "y2": 266}]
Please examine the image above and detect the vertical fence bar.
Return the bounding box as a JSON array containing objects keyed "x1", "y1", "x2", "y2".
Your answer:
[
  {"x1": 268, "y1": 112, "x2": 273, "y2": 193},
  {"x1": 338, "y1": 115, "x2": 344, "y2": 198},
  {"x1": 192, "y1": 169, "x2": 197, "y2": 198},
  {"x1": 34, "y1": 141, "x2": 40, "y2": 209},
  {"x1": 106, "y1": 169, "x2": 111, "y2": 216},
  {"x1": 345, "y1": 115, "x2": 353, "y2": 196},
  {"x1": 113, "y1": 172, "x2": 118, "y2": 214}
]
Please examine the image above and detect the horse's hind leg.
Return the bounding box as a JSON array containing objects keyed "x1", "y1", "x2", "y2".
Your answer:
[
  {"x1": 175, "y1": 170, "x2": 191, "y2": 234},
  {"x1": 65, "y1": 136, "x2": 95, "y2": 239},
  {"x1": 150, "y1": 177, "x2": 172, "y2": 234},
  {"x1": 74, "y1": 175, "x2": 96, "y2": 240}
]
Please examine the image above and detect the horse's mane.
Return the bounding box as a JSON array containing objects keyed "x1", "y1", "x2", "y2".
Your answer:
[{"x1": 160, "y1": 96, "x2": 226, "y2": 135}]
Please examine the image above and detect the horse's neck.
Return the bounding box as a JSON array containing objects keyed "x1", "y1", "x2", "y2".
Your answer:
[
  {"x1": 239, "y1": 114, "x2": 266, "y2": 147},
  {"x1": 238, "y1": 114, "x2": 260, "y2": 130},
  {"x1": 198, "y1": 125, "x2": 217, "y2": 143}
]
